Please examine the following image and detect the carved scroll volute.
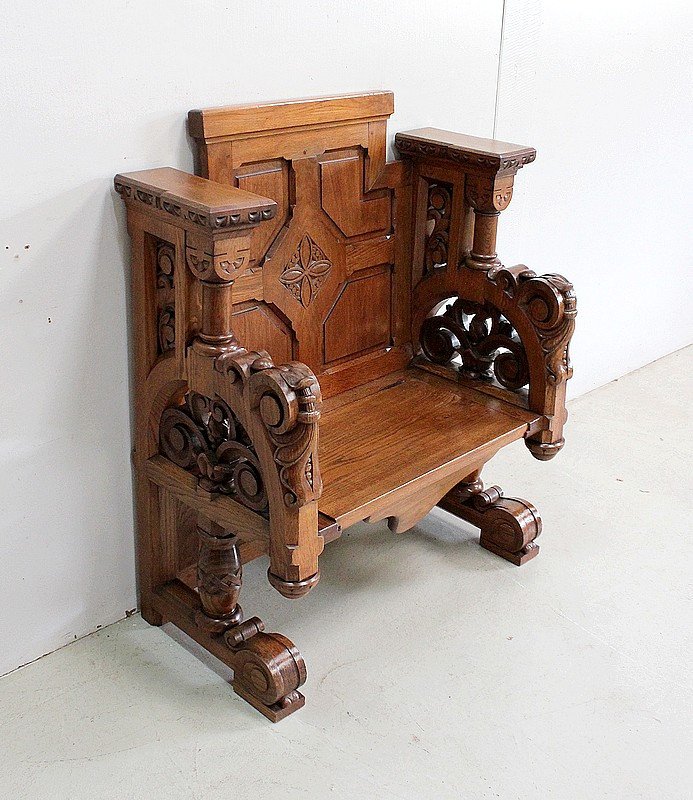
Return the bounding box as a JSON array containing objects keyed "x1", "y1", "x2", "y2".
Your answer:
[
  {"x1": 464, "y1": 173, "x2": 514, "y2": 271},
  {"x1": 214, "y1": 351, "x2": 324, "y2": 599},
  {"x1": 248, "y1": 362, "x2": 323, "y2": 597},
  {"x1": 515, "y1": 271, "x2": 577, "y2": 460},
  {"x1": 249, "y1": 363, "x2": 323, "y2": 507}
]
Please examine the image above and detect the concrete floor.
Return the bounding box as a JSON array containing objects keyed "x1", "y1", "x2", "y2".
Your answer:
[{"x1": 1, "y1": 348, "x2": 691, "y2": 800}]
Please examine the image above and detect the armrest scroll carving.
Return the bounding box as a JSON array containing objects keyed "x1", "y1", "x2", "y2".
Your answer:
[
  {"x1": 215, "y1": 352, "x2": 323, "y2": 510},
  {"x1": 213, "y1": 349, "x2": 324, "y2": 598}
]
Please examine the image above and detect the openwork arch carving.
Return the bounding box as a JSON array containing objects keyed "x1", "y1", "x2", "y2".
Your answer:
[
  {"x1": 418, "y1": 264, "x2": 576, "y2": 458},
  {"x1": 421, "y1": 298, "x2": 530, "y2": 391}
]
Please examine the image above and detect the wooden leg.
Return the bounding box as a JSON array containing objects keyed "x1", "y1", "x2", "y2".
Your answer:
[
  {"x1": 439, "y1": 470, "x2": 542, "y2": 565},
  {"x1": 173, "y1": 515, "x2": 307, "y2": 722},
  {"x1": 135, "y1": 474, "x2": 165, "y2": 626}
]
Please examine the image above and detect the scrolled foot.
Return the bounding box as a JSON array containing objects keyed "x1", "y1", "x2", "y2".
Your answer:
[
  {"x1": 439, "y1": 477, "x2": 542, "y2": 566},
  {"x1": 227, "y1": 623, "x2": 307, "y2": 722},
  {"x1": 473, "y1": 487, "x2": 541, "y2": 565}
]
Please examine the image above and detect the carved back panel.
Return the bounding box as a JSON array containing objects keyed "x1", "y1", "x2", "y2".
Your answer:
[{"x1": 188, "y1": 92, "x2": 411, "y2": 397}]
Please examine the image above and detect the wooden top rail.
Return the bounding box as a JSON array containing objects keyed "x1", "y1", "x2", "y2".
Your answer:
[
  {"x1": 188, "y1": 90, "x2": 394, "y2": 140},
  {"x1": 395, "y1": 128, "x2": 536, "y2": 176},
  {"x1": 114, "y1": 167, "x2": 277, "y2": 231}
]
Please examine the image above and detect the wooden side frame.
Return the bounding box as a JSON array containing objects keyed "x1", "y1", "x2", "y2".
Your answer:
[{"x1": 395, "y1": 128, "x2": 577, "y2": 459}]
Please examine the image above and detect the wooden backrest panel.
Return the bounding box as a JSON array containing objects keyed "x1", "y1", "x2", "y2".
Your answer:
[{"x1": 189, "y1": 92, "x2": 412, "y2": 397}]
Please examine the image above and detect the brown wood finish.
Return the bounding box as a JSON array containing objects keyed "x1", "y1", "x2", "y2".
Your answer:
[{"x1": 115, "y1": 92, "x2": 576, "y2": 721}]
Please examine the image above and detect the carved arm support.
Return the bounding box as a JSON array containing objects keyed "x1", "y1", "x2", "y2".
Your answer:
[
  {"x1": 115, "y1": 168, "x2": 324, "y2": 598},
  {"x1": 395, "y1": 130, "x2": 577, "y2": 460}
]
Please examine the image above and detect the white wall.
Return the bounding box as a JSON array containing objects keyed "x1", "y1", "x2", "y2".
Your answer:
[
  {"x1": 495, "y1": 0, "x2": 693, "y2": 397},
  {"x1": 0, "y1": 1, "x2": 503, "y2": 676}
]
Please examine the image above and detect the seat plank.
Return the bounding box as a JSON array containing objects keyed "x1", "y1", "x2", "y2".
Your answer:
[{"x1": 318, "y1": 370, "x2": 539, "y2": 526}]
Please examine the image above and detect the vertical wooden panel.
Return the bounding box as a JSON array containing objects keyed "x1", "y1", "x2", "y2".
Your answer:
[
  {"x1": 236, "y1": 159, "x2": 289, "y2": 265},
  {"x1": 323, "y1": 266, "x2": 392, "y2": 363},
  {"x1": 232, "y1": 301, "x2": 294, "y2": 363}
]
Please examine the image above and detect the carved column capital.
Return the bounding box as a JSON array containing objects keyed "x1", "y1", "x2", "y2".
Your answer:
[
  {"x1": 185, "y1": 231, "x2": 251, "y2": 284},
  {"x1": 464, "y1": 173, "x2": 514, "y2": 214}
]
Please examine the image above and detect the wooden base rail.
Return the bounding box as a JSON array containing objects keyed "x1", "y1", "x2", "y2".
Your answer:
[
  {"x1": 438, "y1": 471, "x2": 542, "y2": 566},
  {"x1": 115, "y1": 91, "x2": 576, "y2": 721},
  {"x1": 153, "y1": 579, "x2": 306, "y2": 722}
]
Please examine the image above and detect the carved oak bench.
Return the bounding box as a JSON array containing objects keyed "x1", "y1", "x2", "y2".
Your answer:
[{"x1": 114, "y1": 91, "x2": 576, "y2": 721}]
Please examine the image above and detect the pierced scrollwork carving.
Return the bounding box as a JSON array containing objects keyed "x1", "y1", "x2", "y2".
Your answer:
[
  {"x1": 419, "y1": 266, "x2": 576, "y2": 397},
  {"x1": 421, "y1": 298, "x2": 530, "y2": 390},
  {"x1": 155, "y1": 240, "x2": 175, "y2": 355},
  {"x1": 424, "y1": 182, "x2": 452, "y2": 275},
  {"x1": 159, "y1": 391, "x2": 268, "y2": 513}
]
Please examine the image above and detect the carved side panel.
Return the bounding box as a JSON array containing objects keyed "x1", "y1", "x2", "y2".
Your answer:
[
  {"x1": 155, "y1": 239, "x2": 176, "y2": 356},
  {"x1": 417, "y1": 265, "x2": 577, "y2": 457},
  {"x1": 323, "y1": 266, "x2": 392, "y2": 364},
  {"x1": 424, "y1": 182, "x2": 453, "y2": 276}
]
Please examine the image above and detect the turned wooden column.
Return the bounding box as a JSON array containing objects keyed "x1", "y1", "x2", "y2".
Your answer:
[
  {"x1": 464, "y1": 173, "x2": 515, "y2": 271},
  {"x1": 196, "y1": 516, "x2": 243, "y2": 631},
  {"x1": 186, "y1": 229, "x2": 252, "y2": 358}
]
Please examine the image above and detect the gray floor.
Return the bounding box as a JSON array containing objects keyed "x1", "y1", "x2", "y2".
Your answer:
[{"x1": 2, "y1": 348, "x2": 691, "y2": 800}]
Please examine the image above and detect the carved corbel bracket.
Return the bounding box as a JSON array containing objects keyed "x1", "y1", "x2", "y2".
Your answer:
[{"x1": 214, "y1": 351, "x2": 323, "y2": 509}]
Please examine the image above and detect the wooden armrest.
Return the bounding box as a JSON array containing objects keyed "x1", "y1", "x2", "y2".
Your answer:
[
  {"x1": 397, "y1": 128, "x2": 576, "y2": 461},
  {"x1": 114, "y1": 167, "x2": 277, "y2": 231},
  {"x1": 395, "y1": 128, "x2": 536, "y2": 175}
]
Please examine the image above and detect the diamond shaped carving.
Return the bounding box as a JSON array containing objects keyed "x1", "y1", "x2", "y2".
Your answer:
[{"x1": 280, "y1": 234, "x2": 332, "y2": 307}]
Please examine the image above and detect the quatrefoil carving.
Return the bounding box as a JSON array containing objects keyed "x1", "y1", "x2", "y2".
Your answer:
[{"x1": 280, "y1": 234, "x2": 332, "y2": 307}]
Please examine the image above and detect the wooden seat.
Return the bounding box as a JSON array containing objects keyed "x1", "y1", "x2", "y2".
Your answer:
[
  {"x1": 115, "y1": 91, "x2": 576, "y2": 721},
  {"x1": 319, "y1": 369, "x2": 538, "y2": 528}
]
